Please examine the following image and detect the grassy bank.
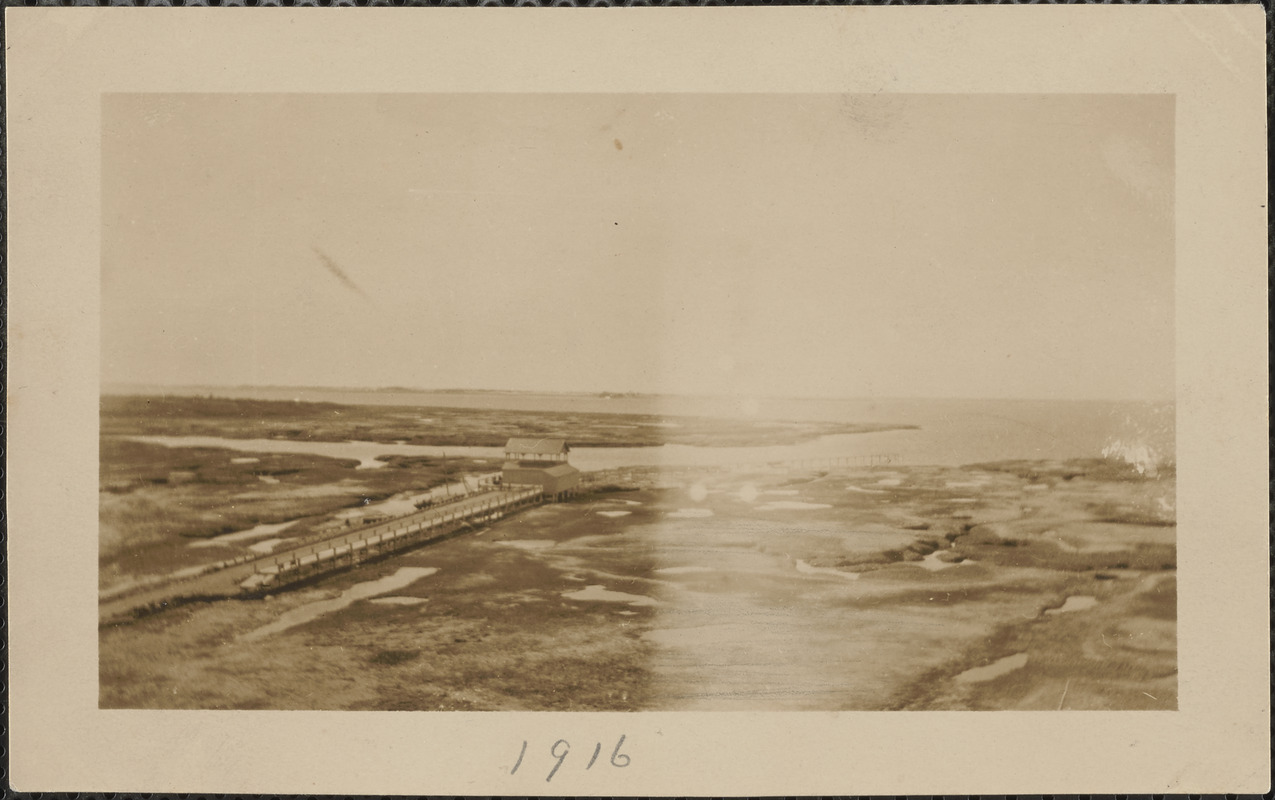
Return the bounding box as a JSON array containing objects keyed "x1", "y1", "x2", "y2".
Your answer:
[
  {"x1": 100, "y1": 438, "x2": 489, "y2": 592},
  {"x1": 102, "y1": 394, "x2": 913, "y2": 448}
]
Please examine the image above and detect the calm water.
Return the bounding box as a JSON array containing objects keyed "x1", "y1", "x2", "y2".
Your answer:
[{"x1": 111, "y1": 385, "x2": 1174, "y2": 468}]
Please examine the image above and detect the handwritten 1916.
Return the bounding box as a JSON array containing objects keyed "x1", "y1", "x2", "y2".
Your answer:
[{"x1": 510, "y1": 735, "x2": 630, "y2": 782}]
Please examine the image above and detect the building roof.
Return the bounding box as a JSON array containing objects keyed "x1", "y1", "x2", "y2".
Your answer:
[{"x1": 504, "y1": 437, "x2": 569, "y2": 455}]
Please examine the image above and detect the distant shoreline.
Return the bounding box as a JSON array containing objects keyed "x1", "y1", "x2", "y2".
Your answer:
[
  {"x1": 100, "y1": 382, "x2": 1174, "y2": 407},
  {"x1": 101, "y1": 394, "x2": 917, "y2": 451}
]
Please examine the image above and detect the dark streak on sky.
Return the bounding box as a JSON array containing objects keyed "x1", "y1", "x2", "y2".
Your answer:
[{"x1": 312, "y1": 246, "x2": 370, "y2": 300}]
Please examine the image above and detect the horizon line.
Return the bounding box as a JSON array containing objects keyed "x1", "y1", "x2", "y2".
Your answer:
[{"x1": 100, "y1": 380, "x2": 1176, "y2": 406}]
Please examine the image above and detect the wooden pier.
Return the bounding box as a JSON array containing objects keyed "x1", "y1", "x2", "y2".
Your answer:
[
  {"x1": 99, "y1": 486, "x2": 544, "y2": 624},
  {"x1": 240, "y1": 486, "x2": 542, "y2": 593}
]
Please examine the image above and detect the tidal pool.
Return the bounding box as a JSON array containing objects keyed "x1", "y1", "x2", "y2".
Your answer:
[
  {"x1": 563, "y1": 585, "x2": 658, "y2": 606},
  {"x1": 1045, "y1": 595, "x2": 1099, "y2": 615},
  {"x1": 954, "y1": 652, "x2": 1029, "y2": 684},
  {"x1": 916, "y1": 551, "x2": 970, "y2": 572},
  {"x1": 247, "y1": 537, "x2": 293, "y2": 554},
  {"x1": 496, "y1": 539, "x2": 557, "y2": 550},
  {"x1": 795, "y1": 559, "x2": 860, "y2": 580},
  {"x1": 667, "y1": 508, "x2": 714, "y2": 519},
  {"x1": 845, "y1": 485, "x2": 886, "y2": 494},
  {"x1": 757, "y1": 501, "x2": 832, "y2": 511},
  {"x1": 369, "y1": 596, "x2": 429, "y2": 606},
  {"x1": 188, "y1": 520, "x2": 299, "y2": 548},
  {"x1": 241, "y1": 567, "x2": 438, "y2": 641}
]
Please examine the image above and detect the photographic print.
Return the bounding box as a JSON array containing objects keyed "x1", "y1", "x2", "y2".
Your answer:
[
  {"x1": 7, "y1": 8, "x2": 1267, "y2": 795},
  {"x1": 98, "y1": 92, "x2": 1178, "y2": 712}
]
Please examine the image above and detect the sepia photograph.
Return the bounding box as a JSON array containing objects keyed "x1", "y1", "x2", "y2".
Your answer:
[
  {"x1": 98, "y1": 92, "x2": 1178, "y2": 712},
  {"x1": 6, "y1": 7, "x2": 1266, "y2": 795}
]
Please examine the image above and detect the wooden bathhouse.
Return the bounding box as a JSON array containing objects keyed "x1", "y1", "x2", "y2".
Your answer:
[{"x1": 501, "y1": 437, "x2": 581, "y2": 500}]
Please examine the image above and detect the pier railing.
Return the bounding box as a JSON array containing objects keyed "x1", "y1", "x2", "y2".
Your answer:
[{"x1": 239, "y1": 486, "x2": 543, "y2": 593}]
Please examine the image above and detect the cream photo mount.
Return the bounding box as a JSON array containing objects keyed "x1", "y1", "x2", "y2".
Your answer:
[{"x1": 4, "y1": 6, "x2": 1269, "y2": 795}]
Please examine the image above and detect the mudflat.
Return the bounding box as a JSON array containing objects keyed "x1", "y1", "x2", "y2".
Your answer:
[{"x1": 100, "y1": 457, "x2": 1175, "y2": 711}]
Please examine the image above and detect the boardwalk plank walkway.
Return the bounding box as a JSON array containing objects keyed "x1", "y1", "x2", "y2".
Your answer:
[{"x1": 99, "y1": 487, "x2": 541, "y2": 623}]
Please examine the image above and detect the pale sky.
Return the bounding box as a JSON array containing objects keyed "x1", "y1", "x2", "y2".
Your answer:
[{"x1": 102, "y1": 93, "x2": 1174, "y2": 401}]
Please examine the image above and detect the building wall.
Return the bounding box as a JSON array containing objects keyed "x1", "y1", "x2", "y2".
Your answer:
[{"x1": 502, "y1": 465, "x2": 581, "y2": 495}]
